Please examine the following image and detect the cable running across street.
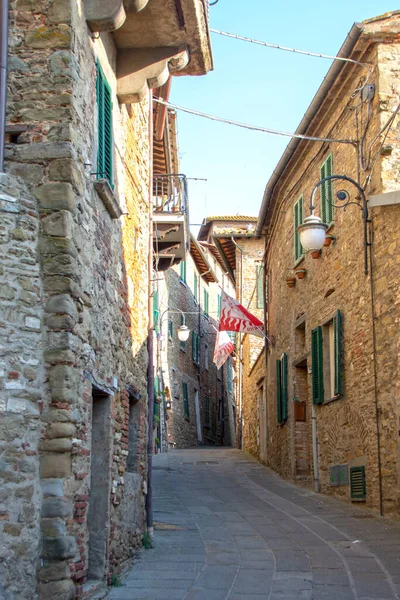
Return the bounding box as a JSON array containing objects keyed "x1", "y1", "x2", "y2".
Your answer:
[{"x1": 153, "y1": 98, "x2": 356, "y2": 144}]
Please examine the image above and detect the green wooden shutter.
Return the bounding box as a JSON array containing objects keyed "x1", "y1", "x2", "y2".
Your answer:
[
  {"x1": 192, "y1": 332, "x2": 196, "y2": 360},
  {"x1": 196, "y1": 334, "x2": 200, "y2": 365},
  {"x1": 281, "y1": 353, "x2": 288, "y2": 422},
  {"x1": 194, "y1": 273, "x2": 198, "y2": 302},
  {"x1": 96, "y1": 63, "x2": 113, "y2": 186},
  {"x1": 153, "y1": 289, "x2": 159, "y2": 333},
  {"x1": 333, "y1": 309, "x2": 342, "y2": 396},
  {"x1": 182, "y1": 382, "x2": 189, "y2": 418},
  {"x1": 294, "y1": 196, "x2": 303, "y2": 262},
  {"x1": 180, "y1": 260, "x2": 186, "y2": 282},
  {"x1": 320, "y1": 154, "x2": 333, "y2": 225},
  {"x1": 276, "y1": 359, "x2": 282, "y2": 423},
  {"x1": 311, "y1": 326, "x2": 324, "y2": 404},
  {"x1": 256, "y1": 265, "x2": 263, "y2": 308},
  {"x1": 217, "y1": 294, "x2": 221, "y2": 319},
  {"x1": 204, "y1": 290, "x2": 209, "y2": 317},
  {"x1": 168, "y1": 319, "x2": 173, "y2": 339},
  {"x1": 227, "y1": 360, "x2": 233, "y2": 393}
]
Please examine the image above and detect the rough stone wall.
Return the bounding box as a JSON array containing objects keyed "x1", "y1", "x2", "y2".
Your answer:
[
  {"x1": 242, "y1": 337, "x2": 264, "y2": 459},
  {"x1": 0, "y1": 173, "x2": 43, "y2": 600},
  {"x1": 4, "y1": 0, "x2": 150, "y2": 595},
  {"x1": 248, "y1": 21, "x2": 400, "y2": 516}
]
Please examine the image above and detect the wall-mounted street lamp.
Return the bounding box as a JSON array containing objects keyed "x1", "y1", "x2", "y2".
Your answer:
[
  {"x1": 157, "y1": 308, "x2": 190, "y2": 342},
  {"x1": 297, "y1": 174, "x2": 370, "y2": 275}
]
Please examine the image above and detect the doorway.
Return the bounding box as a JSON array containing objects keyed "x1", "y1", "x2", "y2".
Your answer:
[
  {"x1": 258, "y1": 379, "x2": 267, "y2": 463},
  {"x1": 87, "y1": 388, "x2": 112, "y2": 581}
]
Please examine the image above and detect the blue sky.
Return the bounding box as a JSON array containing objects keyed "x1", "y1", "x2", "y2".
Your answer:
[{"x1": 170, "y1": 1, "x2": 397, "y2": 233}]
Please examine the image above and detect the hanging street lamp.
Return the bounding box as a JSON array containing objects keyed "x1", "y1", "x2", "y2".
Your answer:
[
  {"x1": 157, "y1": 308, "x2": 190, "y2": 342},
  {"x1": 297, "y1": 174, "x2": 370, "y2": 275}
]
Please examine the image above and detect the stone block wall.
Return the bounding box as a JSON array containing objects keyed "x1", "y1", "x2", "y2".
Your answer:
[
  {"x1": 247, "y1": 16, "x2": 400, "y2": 517},
  {"x1": 3, "y1": 0, "x2": 151, "y2": 596},
  {"x1": 0, "y1": 173, "x2": 43, "y2": 600}
]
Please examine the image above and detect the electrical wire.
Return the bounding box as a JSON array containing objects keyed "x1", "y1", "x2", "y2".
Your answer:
[
  {"x1": 153, "y1": 98, "x2": 356, "y2": 145},
  {"x1": 210, "y1": 28, "x2": 372, "y2": 71}
]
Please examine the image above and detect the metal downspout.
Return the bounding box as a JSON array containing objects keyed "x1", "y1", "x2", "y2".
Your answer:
[
  {"x1": 0, "y1": 0, "x2": 9, "y2": 172},
  {"x1": 146, "y1": 94, "x2": 154, "y2": 536}
]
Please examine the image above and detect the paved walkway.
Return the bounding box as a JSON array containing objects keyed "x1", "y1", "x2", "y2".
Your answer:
[{"x1": 108, "y1": 448, "x2": 400, "y2": 600}]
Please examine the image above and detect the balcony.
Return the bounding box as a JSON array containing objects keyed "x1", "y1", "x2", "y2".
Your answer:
[{"x1": 153, "y1": 174, "x2": 189, "y2": 271}]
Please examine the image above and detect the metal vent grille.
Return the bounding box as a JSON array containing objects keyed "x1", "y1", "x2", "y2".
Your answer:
[{"x1": 350, "y1": 466, "x2": 366, "y2": 501}]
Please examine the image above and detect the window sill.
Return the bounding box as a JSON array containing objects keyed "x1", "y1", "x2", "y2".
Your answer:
[
  {"x1": 179, "y1": 279, "x2": 187, "y2": 287},
  {"x1": 323, "y1": 394, "x2": 341, "y2": 405},
  {"x1": 179, "y1": 347, "x2": 186, "y2": 352},
  {"x1": 93, "y1": 179, "x2": 122, "y2": 219},
  {"x1": 184, "y1": 416, "x2": 190, "y2": 422},
  {"x1": 203, "y1": 424, "x2": 210, "y2": 429}
]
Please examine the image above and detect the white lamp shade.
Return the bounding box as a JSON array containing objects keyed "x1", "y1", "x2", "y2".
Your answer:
[
  {"x1": 177, "y1": 325, "x2": 190, "y2": 342},
  {"x1": 298, "y1": 215, "x2": 328, "y2": 252}
]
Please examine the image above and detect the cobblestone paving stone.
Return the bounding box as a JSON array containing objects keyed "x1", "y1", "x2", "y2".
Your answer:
[{"x1": 108, "y1": 448, "x2": 400, "y2": 600}]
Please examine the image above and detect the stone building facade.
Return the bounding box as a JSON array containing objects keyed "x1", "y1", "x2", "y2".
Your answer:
[
  {"x1": 197, "y1": 217, "x2": 265, "y2": 449},
  {"x1": 155, "y1": 234, "x2": 236, "y2": 449},
  {"x1": 0, "y1": 0, "x2": 212, "y2": 598},
  {"x1": 246, "y1": 11, "x2": 400, "y2": 517}
]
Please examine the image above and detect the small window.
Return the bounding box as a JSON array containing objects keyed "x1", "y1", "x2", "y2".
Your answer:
[
  {"x1": 350, "y1": 466, "x2": 366, "y2": 501},
  {"x1": 203, "y1": 289, "x2": 209, "y2": 318},
  {"x1": 276, "y1": 353, "x2": 288, "y2": 424},
  {"x1": 294, "y1": 195, "x2": 304, "y2": 262},
  {"x1": 192, "y1": 332, "x2": 200, "y2": 365},
  {"x1": 204, "y1": 396, "x2": 210, "y2": 427},
  {"x1": 182, "y1": 381, "x2": 189, "y2": 418},
  {"x1": 96, "y1": 62, "x2": 113, "y2": 186},
  {"x1": 312, "y1": 310, "x2": 341, "y2": 404},
  {"x1": 205, "y1": 344, "x2": 209, "y2": 370},
  {"x1": 320, "y1": 154, "x2": 334, "y2": 225},
  {"x1": 180, "y1": 260, "x2": 186, "y2": 283},
  {"x1": 168, "y1": 319, "x2": 173, "y2": 340},
  {"x1": 194, "y1": 272, "x2": 198, "y2": 303}
]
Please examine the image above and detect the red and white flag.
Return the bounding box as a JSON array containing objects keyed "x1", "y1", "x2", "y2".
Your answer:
[
  {"x1": 219, "y1": 291, "x2": 264, "y2": 338},
  {"x1": 213, "y1": 330, "x2": 235, "y2": 369}
]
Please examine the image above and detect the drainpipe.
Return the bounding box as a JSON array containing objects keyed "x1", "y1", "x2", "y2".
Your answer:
[
  {"x1": 0, "y1": 0, "x2": 9, "y2": 172},
  {"x1": 312, "y1": 405, "x2": 320, "y2": 493},
  {"x1": 231, "y1": 237, "x2": 243, "y2": 449},
  {"x1": 146, "y1": 94, "x2": 154, "y2": 536}
]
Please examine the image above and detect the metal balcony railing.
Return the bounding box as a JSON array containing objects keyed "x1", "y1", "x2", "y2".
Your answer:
[{"x1": 153, "y1": 174, "x2": 188, "y2": 214}]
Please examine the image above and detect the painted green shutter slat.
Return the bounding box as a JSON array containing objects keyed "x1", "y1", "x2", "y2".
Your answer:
[
  {"x1": 227, "y1": 360, "x2": 233, "y2": 393},
  {"x1": 204, "y1": 290, "x2": 209, "y2": 317},
  {"x1": 180, "y1": 260, "x2": 186, "y2": 282},
  {"x1": 182, "y1": 382, "x2": 189, "y2": 418},
  {"x1": 96, "y1": 63, "x2": 113, "y2": 186},
  {"x1": 326, "y1": 154, "x2": 334, "y2": 224},
  {"x1": 168, "y1": 319, "x2": 173, "y2": 339},
  {"x1": 350, "y1": 466, "x2": 366, "y2": 500},
  {"x1": 153, "y1": 290, "x2": 159, "y2": 333},
  {"x1": 281, "y1": 353, "x2": 288, "y2": 422},
  {"x1": 256, "y1": 265, "x2": 263, "y2": 308},
  {"x1": 311, "y1": 326, "x2": 324, "y2": 404},
  {"x1": 294, "y1": 196, "x2": 304, "y2": 261},
  {"x1": 217, "y1": 294, "x2": 221, "y2": 318},
  {"x1": 196, "y1": 334, "x2": 200, "y2": 365},
  {"x1": 320, "y1": 162, "x2": 327, "y2": 224},
  {"x1": 194, "y1": 273, "x2": 198, "y2": 302},
  {"x1": 192, "y1": 332, "x2": 196, "y2": 359},
  {"x1": 334, "y1": 309, "x2": 342, "y2": 396},
  {"x1": 276, "y1": 359, "x2": 282, "y2": 423}
]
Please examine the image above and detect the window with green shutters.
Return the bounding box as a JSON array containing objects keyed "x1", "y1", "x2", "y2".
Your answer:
[
  {"x1": 350, "y1": 466, "x2": 366, "y2": 500},
  {"x1": 227, "y1": 359, "x2": 233, "y2": 394},
  {"x1": 217, "y1": 294, "x2": 221, "y2": 319},
  {"x1": 204, "y1": 396, "x2": 210, "y2": 427},
  {"x1": 294, "y1": 195, "x2": 304, "y2": 262},
  {"x1": 168, "y1": 319, "x2": 173, "y2": 340},
  {"x1": 194, "y1": 272, "x2": 198, "y2": 303},
  {"x1": 256, "y1": 264, "x2": 263, "y2": 309},
  {"x1": 320, "y1": 154, "x2": 334, "y2": 225},
  {"x1": 276, "y1": 353, "x2": 288, "y2": 424},
  {"x1": 312, "y1": 309, "x2": 342, "y2": 404},
  {"x1": 96, "y1": 63, "x2": 113, "y2": 186},
  {"x1": 204, "y1": 289, "x2": 209, "y2": 317},
  {"x1": 180, "y1": 260, "x2": 186, "y2": 283},
  {"x1": 182, "y1": 382, "x2": 189, "y2": 418}
]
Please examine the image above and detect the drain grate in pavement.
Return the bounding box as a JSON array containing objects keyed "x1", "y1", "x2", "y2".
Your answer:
[{"x1": 153, "y1": 522, "x2": 190, "y2": 531}]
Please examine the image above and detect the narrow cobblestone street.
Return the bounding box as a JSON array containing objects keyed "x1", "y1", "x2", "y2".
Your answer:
[{"x1": 108, "y1": 448, "x2": 400, "y2": 600}]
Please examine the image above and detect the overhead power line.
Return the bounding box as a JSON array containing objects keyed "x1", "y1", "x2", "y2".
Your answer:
[
  {"x1": 210, "y1": 28, "x2": 372, "y2": 72},
  {"x1": 153, "y1": 98, "x2": 356, "y2": 144}
]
